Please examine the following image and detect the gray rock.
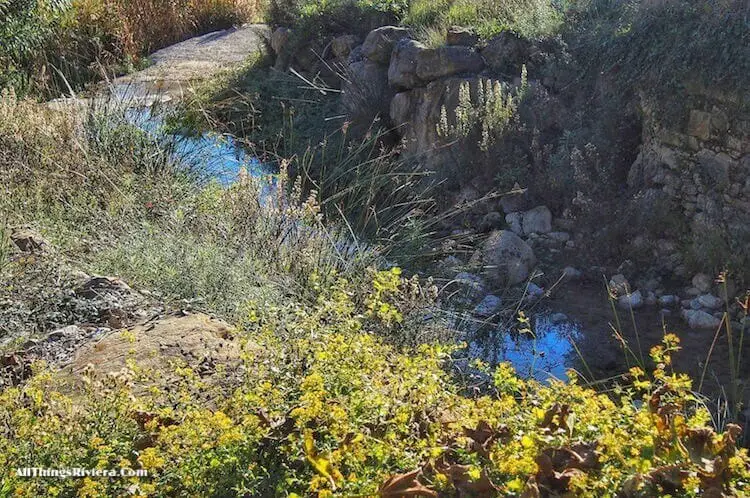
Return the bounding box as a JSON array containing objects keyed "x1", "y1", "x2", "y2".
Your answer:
[
  {"x1": 505, "y1": 212, "x2": 523, "y2": 235},
  {"x1": 689, "y1": 298, "x2": 704, "y2": 310},
  {"x1": 618, "y1": 290, "x2": 643, "y2": 310},
  {"x1": 454, "y1": 272, "x2": 487, "y2": 299},
  {"x1": 474, "y1": 295, "x2": 502, "y2": 317},
  {"x1": 480, "y1": 31, "x2": 533, "y2": 75},
  {"x1": 692, "y1": 273, "x2": 713, "y2": 293},
  {"x1": 415, "y1": 45, "x2": 485, "y2": 83},
  {"x1": 505, "y1": 206, "x2": 552, "y2": 237},
  {"x1": 481, "y1": 230, "x2": 537, "y2": 285},
  {"x1": 547, "y1": 232, "x2": 571, "y2": 243},
  {"x1": 563, "y1": 266, "x2": 582, "y2": 280},
  {"x1": 343, "y1": 59, "x2": 392, "y2": 123},
  {"x1": 682, "y1": 309, "x2": 722, "y2": 329},
  {"x1": 608, "y1": 274, "x2": 630, "y2": 297},
  {"x1": 387, "y1": 39, "x2": 424, "y2": 89},
  {"x1": 331, "y1": 34, "x2": 360, "y2": 59},
  {"x1": 527, "y1": 283, "x2": 544, "y2": 297},
  {"x1": 388, "y1": 39, "x2": 485, "y2": 89},
  {"x1": 270, "y1": 27, "x2": 291, "y2": 55},
  {"x1": 658, "y1": 295, "x2": 679, "y2": 307},
  {"x1": 521, "y1": 206, "x2": 553, "y2": 235},
  {"x1": 685, "y1": 287, "x2": 702, "y2": 297},
  {"x1": 361, "y1": 26, "x2": 411, "y2": 64},
  {"x1": 645, "y1": 292, "x2": 658, "y2": 306},
  {"x1": 697, "y1": 294, "x2": 723, "y2": 310},
  {"x1": 446, "y1": 26, "x2": 479, "y2": 47}
]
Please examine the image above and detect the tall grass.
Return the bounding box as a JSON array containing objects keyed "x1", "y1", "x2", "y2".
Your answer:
[{"x1": 0, "y1": 0, "x2": 264, "y2": 97}]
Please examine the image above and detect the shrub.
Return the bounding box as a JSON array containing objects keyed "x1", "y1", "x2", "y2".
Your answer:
[{"x1": 1, "y1": 276, "x2": 749, "y2": 496}]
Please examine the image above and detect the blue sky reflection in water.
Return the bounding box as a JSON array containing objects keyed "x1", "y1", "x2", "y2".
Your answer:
[{"x1": 468, "y1": 314, "x2": 581, "y2": 382}]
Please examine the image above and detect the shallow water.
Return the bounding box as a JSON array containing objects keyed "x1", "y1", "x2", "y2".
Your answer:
[
  {"x1": 112, "y1": 83, "x2": 581, "y2": 382},
  {"x1": 468, "y1": 314, "x2": 582, "y2": 382}
]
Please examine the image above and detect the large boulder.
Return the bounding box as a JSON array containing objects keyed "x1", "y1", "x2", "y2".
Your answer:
[
  {"x1": 388, "y1": 39, "x2": 424, "y2": 89},
  {"x1": 389, "y1": 39, "x2": 485, "y2": 90},
  {"x1": 68, "y1": 313, "x2": 244, "y2": 391},
  {"x1": 344, "y1": 60, "x2": 392, "y2": 125},
  {"x1": 361, "y1": 26, "x2": 411, "y2": 64},
  {"x1": 480, "y1": 230, "x2": 537, "y2": 285}
]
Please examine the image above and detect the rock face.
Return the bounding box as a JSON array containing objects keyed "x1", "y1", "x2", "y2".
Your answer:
[
  {"x1": 480, "y1": 230, "x2": 537, "y2": 285},
  {"x1": 361, "y1": 26, "x2": 411, "y2": 64},
  {"x1": 343, "y1": 60, "x2": 392, "y2": 124},
  {"x1": 627, "y1": 85, "x2": 750, "y2": 279},
  {"x1": 389, "y1": 39, "x2": 485, "y2": 90},
  {"x1": 390, "y1": 76, "x2": 501, "y2": 182}
]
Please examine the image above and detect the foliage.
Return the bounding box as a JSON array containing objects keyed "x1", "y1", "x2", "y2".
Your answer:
[
  {"x1": 437, "y1": 71, "x2": 527, "y2": 153},
  {"x1": 2, "y1": 276, "x2": 750, "y2": 496},
  {"x1": 564, "y1": 0, "x2": 750, "y2": 115},
  {"x1": 405, "y1": 0, "x2": 562, "y2": 41},
  {"x1": 0, "y1": 0, "x2": 263, "y2": 97}
]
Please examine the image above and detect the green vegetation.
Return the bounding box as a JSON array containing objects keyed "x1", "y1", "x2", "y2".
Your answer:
[
  {"x1": 3, "y1": 271, "x2": 750, "y2": 496},
  {"x1": 0, "y1": 0, "x2": 262, "y2": 97}
]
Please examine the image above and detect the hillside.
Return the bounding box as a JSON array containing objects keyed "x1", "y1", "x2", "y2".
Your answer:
[{"x1": 1, "y1": 0, "x2": 750, "y2": 496}]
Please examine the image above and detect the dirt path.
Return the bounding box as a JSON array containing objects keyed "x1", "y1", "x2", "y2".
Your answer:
[{"x1": 112, "y1": 23, "x2": 269, "y2": 104}]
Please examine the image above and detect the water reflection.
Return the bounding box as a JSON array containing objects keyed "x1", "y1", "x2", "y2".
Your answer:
[{"x1": 468, "y1": 314, "x2": 581, "y2": 382}]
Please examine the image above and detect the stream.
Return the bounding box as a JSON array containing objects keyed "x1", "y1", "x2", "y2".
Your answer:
[{"x1": 112, "y1": 82, "x2": 583, "y2": 383}]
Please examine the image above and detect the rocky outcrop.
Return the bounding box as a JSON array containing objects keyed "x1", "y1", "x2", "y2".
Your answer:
[
  {"x1": 627, "y1": 85, "x2": 750, "y2": 279},
  {"x1": 388, "y1": 39, "x2": 485, "y2": 90}
]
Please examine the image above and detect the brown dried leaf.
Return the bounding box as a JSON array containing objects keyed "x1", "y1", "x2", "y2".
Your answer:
[{"x1": 379, "y1": 469, "x2": 438, "y2": 498}]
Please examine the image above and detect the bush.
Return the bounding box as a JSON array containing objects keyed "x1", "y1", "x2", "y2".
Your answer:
[{"x1": 2, "y1": 277, "x2": 749, "y2": 496}]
